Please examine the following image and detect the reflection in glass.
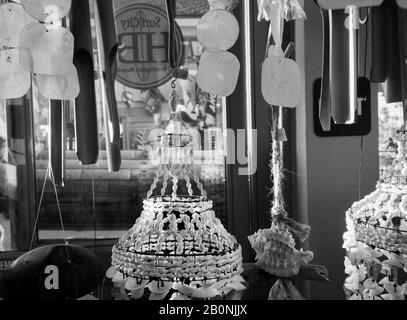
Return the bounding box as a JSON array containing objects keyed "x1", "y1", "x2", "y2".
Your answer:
[{"x1": 33, "y1": 0, "x2": 227, "y2": 241}]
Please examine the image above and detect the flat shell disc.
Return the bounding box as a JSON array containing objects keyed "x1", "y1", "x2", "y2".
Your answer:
[
  {"x1": 397, "y1": 0, "x2": 407, "y2": 8},
  {"x1": 316, "y1": 0, "x2": 383, "y2": 9},
  {"x1": 208, "y1": 0, "x2": 239, "y2": 11},
  {"x1": 0, "y1": 3, "x2": 35, "y2": 47},
  {"x1": 21, "y1": 0, "x2": 72, "y2": 22},
  {"x1": 197, "y1": 9, "x2": 239, "y2": 51},
  {"x1": 19, "y1": 23, "x2": 74, "y2": 75},
  {"x1": 197, "y1": 50, "x2": 240, "y2": 97},
  {"x1": 34, "y1": 64, "x2": 79, "y2": 99},
  {"x1": 0, "y1": 49, "x2": 31, "y2": 99},
  {"x1": 262, "y1": 56, "x2": 302, "y2": 108}
]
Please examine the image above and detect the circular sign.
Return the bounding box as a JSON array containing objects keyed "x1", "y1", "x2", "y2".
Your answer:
[{"x1": 115, "y1": 4, "x2": 185, "y2": 90}]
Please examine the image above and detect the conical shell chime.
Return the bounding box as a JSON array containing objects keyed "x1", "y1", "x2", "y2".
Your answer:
[{"x1": 106, "y1": 92, "x2": 244, "y2": 300}]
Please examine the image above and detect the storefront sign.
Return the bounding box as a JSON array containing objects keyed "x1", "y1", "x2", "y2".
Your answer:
[{"x1": 115, "y1": 4, "x2": 185, "y2": 89}]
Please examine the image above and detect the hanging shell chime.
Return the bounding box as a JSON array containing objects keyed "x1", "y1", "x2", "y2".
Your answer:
[
  {"x1": 106, "y1": 92, "x2": 244, "y2": 300},
  {"x1": 196, "y1": 1, "x2": 241, "y2": 97}
]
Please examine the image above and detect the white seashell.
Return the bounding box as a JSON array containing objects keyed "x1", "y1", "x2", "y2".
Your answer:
[
  {"x1": 125, "y1": 277, "x2": 149, "y2": 291},
  {"x1": 112, "y1": 272, "x2": 124, "y2": 283},
  {"x1": 173, "y1": 283, "x2": 195, "y2": 296},
  {"x1": 191, "y1": 286, "x2": 220, "y2": 299},
  {"x1": 170, "y1": 293, "x2": 190, "y2": 301},
  {"x1": 149, "y1": 292, "x2": 168, "y2": 300},
  {"x1": 106, "y1": 266, "x2": 118, "y2": 279},
  {"x1": 224, "y1": 281, "x2": 246, "y2": 292},
  {"x1": 148, "y1": 280, "x2": 173, "y2": 294},
  {"x1": 130, "y1": 287, "x2": 145, "y2": 300}
]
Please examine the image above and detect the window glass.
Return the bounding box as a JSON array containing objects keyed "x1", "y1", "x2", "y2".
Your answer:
[
  {"x1": 34, "y1": 0, "x2": 228, "y2": 241},
  {"x1": 0, "y1": 97, "x2": 34, "y2": 252}
]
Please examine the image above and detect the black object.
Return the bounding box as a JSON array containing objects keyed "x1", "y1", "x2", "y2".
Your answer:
[
  {"x1": 370, "y1": 1, "x2": 392, "y2": 82},
  {"x1": 314, "y1": 77, "x2": 371, "y2": 137},
  {"x1": 383, "y1": 0, "x2": 403, "y2": 104},
  {"x1": 95, "y1": 0, "x2": 122, "y2": 172},
  {"x1": 70, "y1": 0, "x2": 99, "y2": 165},
  {"x1": 330, "y1": 9, "x2": 354, "y2": 125},
  {"x1": 318, "y1": 4, "x2": 331, "y2": 132},
  {"x1": 0, "y1": 245, "x2": 103, "y2": 300},
  {"x1": 49, "y1": 100, "x2": 64, "y2": 186}
]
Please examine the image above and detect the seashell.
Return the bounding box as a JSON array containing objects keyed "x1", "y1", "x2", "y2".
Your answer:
[
  {"x1": 112, "y1": 272, "x2": 124, "y2": 283},
  {"x1": 125, "y1": 277, "x2": 149, "y2": 291},
  {"x1": 224, "y1": 281, "x2": 246, "y2": 292},
  {"x1": 148, "y1": 280, "x2": 173, "y2": 294},
  {"x1": 130, "y1": 287, "x2": 145, "y2": 300},
  {"x1": 149, "y1": 292, "x2": 168, "y2": 300},
  {"x1": 191, "y1": 286, "x2": 220, "y2": 299},
  {"x1": 197, "y1": 10, "x2": 239, "y2": 51},
  {"x1": 105, "y1": 266, "x2": 118, "y2": 279},
  {"x1": 173, "y1": 282, "x2": 195, "y2": 296},
  {"x1": 170, "y1": 293, "x2": 190, "y2": 300}
]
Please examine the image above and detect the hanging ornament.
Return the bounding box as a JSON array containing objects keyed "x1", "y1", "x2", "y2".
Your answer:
[
  {"x1": 94, "y1": 0, "x2": 122, "y2": 172},
  {"x1": 196, "y1": 1, "x2": 241, "y2": 97},
  {"x1": 259, "y1": 0, "x2": 304, "y2": 108},
  {"x1": 0, "y1": 48, "x2": 30, "y2": 99},
  {"x1": 21, "y1": 0, "x2": 72, "y2": 22},
  {"x1": 398, "y1": 0, "x2": 407, "y2": 8},
  {"x1": 0, "y1": 2, "x2": 35, "y2": 48},
  {"x1": 262, "y1": 46, "x2": 302, "y2": 108},
  {"x1": 197, "y1": 9, "x2": 240, "y2": 51},
  {"x1": 249, "y1": 1, "x2": 312, "y2": 292},
  {"x1": 105, "y1": 93, "x2": 244, "y2": 300},
  {"x1": 197, "y1": 50, "x2": 240, "y2": 97},
  {"x1": 70, "y1": 0, "x2": 99, "y2": 165},
  {"x1": 317, "y1": 0, "x2": 384, "y2": 125},
  {"x1": 33, "y1": 65, "x2": 80, "y2": 100},
  {"x1": 318, "y1": 5, "x2": 331, "y2": 131},
  {"x1": 343, "y1": 132, "x2": 407, "y2": 300},
  {"x1": 19, "y1": 22, "x2": 74, "y2": 76}
]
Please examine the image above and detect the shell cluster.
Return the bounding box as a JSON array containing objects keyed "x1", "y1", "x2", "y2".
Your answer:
[
  {"x1": 248, "y1": 222, "x2": 313, "y2": 278},
  {"x1": 344, "y1": 172, "x2": 407, "y2": 299}
]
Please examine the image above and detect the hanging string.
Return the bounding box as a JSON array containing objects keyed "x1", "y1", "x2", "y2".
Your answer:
[
  {"x1": 29, "y1": 165, "x2": 50, "y2": 250},
  {"x1": 358, "y1": 8, "x2": 369, "y2": 200}
]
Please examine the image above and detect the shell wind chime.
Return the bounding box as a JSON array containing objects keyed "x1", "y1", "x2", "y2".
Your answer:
[
  {"x1": 106, "y1": 0, "x2": 244, "y2": 301},
  {"x1": 196, "y1": 0, "x2": 240, "y2": 97},
  {"x1": 248, "y1": 0, "x2": 313, "y2": 300},
  {"x1": 343, "y1": 130, "x2": 407, "y2": 300},
  {"x1": 106, "y1": 93, "x2": 244, "y2": 301}
]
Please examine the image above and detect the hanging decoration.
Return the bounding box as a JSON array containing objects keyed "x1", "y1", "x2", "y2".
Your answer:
[
  {"x1": 196, "y1": 1, "x2": 241, "y2": 97},
  {"x1": 105, "y1": 0, "x2": 244, "y2": 300},
  {"x1": 248, "y1": 1, "x2": 313, "y2": 300},
  {"x1": 18, "y1": 0, "x2": 79, "y2": 100},
  {"x1": 317, "y1": 4, "x2": 331, "y2": 131},
  {"x1": 316, "y1": 0, "x2": 383, "y2": 127},
  {"x1": 343, "y1": 131, "x2": 407, "y2": 300},
  {"x1": 260, "y1": 0, "x2": 303, "y2": 108},
  {"x1": 105, "y1": 93, "x2": 244, "y2": 300},
  {"x1": 70, "y1": 0, "x2": 99, "y2": 165},
  {"x1": 0, "y1": 2, "x2": 34, "y2": 99},
  {"x1": 94, "y1": 0, "x2": 122, "y2": 172}
]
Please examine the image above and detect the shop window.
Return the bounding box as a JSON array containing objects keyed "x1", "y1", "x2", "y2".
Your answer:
[{"x1": 29, "y1": 0, "x2": 228, "y2": 243}]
